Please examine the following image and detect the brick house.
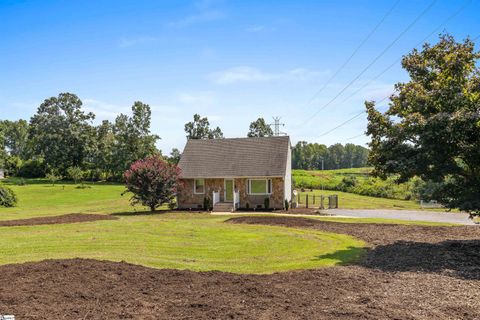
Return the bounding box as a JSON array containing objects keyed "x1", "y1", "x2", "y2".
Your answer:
[{"x1": 177, "y1": 136, "x2": 292, "y2": 211}]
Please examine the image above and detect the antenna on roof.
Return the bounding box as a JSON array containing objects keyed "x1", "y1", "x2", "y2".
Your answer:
[{"x1": 270, "y1": 116, "x2": 286, "y2": 136}]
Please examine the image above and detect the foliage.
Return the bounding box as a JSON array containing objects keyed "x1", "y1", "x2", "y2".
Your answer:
[
  {"x1": 292, "y1": 168, "x2": 420, "y2": 201},
  {"x1": 264, "y1": 197, "x2": 270, "y2": 209},
  {"x1": 67, "y1": 166, "x2": 84, "y2": 184},
  {"x1": 167, "y1": 148, "x2": 181, "y2": 165},
  {"x1": 1, "y1": 94, "x2": 160, "y2": 181},
  {"x1": 124, "y1": 156, "x2": 180, "y2": 211},
  {"x1": 184, "y1": 114, "x2": 223, "y2": 139},
  {"x1": 203, "y1": 196, "x2": 212, "y2": 211},
  {"x1": 247, "y1": 117, "x2": 273, "y2": 137},
  {"x1": 17, "y1": 158, "x2": 47, "y2": 178},
  {"x1": 284, "y1": 199, "x2": 289, "y2": 211},
  {"x1": 4, "y1": 155, "x2": 23, "y2": 177},
  {"x1": 46, "y1": 172, "x2": 62, "y2": 186},
  {"x1": 29, "y1": 93, "x2": 95, "y2": 174},
  {"x1": 0, "y1": 186, "x2": 17, "y2": 207},
  {"x1": 292, "y1": 142, "x2": 369, "y2": 170},
  {"x1": 111, "y1": 102, "x2": 160, "y2": 176},
  {"x1": 366, "y1": 34, "x2": 480, "y2": 215}
]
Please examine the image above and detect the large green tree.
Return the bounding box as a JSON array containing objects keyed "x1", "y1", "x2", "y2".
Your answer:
[
  {"x1": 184, "y1": 114, "x2": 223, "y2": 139},
  {"x1": 366, "y1": 34, "x2": 480, "y2": 215},
  {"x1": 247, "y1": 117, "x2": 273, "y2": 137},
  {"x1": 0, "y1": 120, "x2": 29, "y2": 158},
  {"x1": 112, "y1": 101, "x2": 160, "y2": 175},
  {"x1": 29, "y1": 93, "x2": 95, "y2": 173}
]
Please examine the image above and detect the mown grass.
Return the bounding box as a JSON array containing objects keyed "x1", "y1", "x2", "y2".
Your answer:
[
  {"x1": 0, "y1": 178, "x2": 150, "y2": 220},
  {"x1": 0, "y1": 213, "x2": 365, "y2": 274}
]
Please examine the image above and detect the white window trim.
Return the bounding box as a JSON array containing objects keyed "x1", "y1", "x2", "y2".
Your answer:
[
  {"x1": 248, "y1": 179, "x2": 272, "y2": 195},
  {"x1": 194, "y1": 179, "x2": 205, "y2": 194}
]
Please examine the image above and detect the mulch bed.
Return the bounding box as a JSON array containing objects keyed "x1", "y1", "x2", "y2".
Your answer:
[
  {"x1": 0, "y1": 213, "x2": 118, "y2": 227},
  {"x1": 0, "y1": 216, "x2": 479, "y2": 319},
  {"x1": 0, "y1": 258, "x2": 479, "y2": 320}
]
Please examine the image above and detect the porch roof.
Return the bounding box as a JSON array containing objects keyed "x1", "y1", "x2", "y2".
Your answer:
[{"x1": 178, "y1": 136, "x2": 290, "y2": 179}]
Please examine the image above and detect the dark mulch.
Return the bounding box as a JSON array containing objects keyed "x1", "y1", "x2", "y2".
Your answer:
[
  {"x1": 0, "y1": 258, "x2": 479, "y2": 320},
  {"x1": 0, "y1": 213, "x2": 118, "y2": 227},
  {"x1": 228, "y1": 216, "x2": 480, "y2": 280},
  {"x1": 1, "y1": 216, "x2": 479, "y2": 319}
]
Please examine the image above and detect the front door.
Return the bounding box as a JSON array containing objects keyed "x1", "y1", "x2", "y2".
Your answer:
[{"x1": 224, "y1": 179, "x2": 233, "y2": 202}]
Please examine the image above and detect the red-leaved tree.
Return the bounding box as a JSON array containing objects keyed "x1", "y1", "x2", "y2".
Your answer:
[{"x1": 124, "y1": 156, "x2": 181, "y2": 211}]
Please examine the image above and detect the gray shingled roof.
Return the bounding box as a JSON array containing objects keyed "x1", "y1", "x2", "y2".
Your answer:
[{"x1": 178, "y1": 136, "x2": 290, "y2": 178}]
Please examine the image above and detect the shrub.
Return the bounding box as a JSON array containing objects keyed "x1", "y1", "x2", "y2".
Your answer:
[
  {"x1": 284, "y1": 199, "x2": 289, "y2": 211},
  {"x1": 67, "y1": 166, "x2": 84, "y2": 184},
  {"x1": 46, "y1": 172, "x2": 62, "y2": 186},
  {"x1": 123, "y1": 156, "x2": 180, "y2": 211},
  {"x1": 264, "y1": 197, "x2": 270, "y2": 209},
  {"x1": 203, "y1": 196, "x2": 212, "y2": 211},
  {"x1": 17, "y1": 159, "x2": 46, "y2": 178},
  {"x1": 337, "y1": 176, "x2": 357, "y2": 192},
  {"x1": 5, "y1": 156, "x2": 23, "y2": 177},
  {"x1": 0, "y1": 186, "x2": 17, "y2": 207}
]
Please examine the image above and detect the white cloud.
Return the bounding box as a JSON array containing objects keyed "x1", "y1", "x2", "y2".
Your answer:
[
  {"x1": 119, "y1": 36, "x2": 157, "y2": 48},
  {"x1": 246, "y1": 25, "x2": 266, "y2": 33},
  {"x1": 177, "y1": 91, "x2": 217, "y2": 107},
  {"x1": 167, "y1": 10, "x2": 224, "y2": 28},
  {"x1": 208, "y1": 66, "x2": 326, "y2": 85},
  {"x1": 83, "y1": 99, "x2": 129, "y2": 121}
]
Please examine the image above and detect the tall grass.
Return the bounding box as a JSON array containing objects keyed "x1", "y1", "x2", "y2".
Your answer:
[{"x1": 293, "y1": 168, "x2": 419, "y2": 200}]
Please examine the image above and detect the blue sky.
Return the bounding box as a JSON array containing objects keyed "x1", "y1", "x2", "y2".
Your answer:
[{"x1": 1, "y1": 0, "x2": 479, "y2": 153}]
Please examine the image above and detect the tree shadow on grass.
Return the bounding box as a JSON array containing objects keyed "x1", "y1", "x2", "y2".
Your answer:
[
  {"x1": 313, "y1": 246, "x2": 367, "y2": 266},
  {"x1": 110, "y1": 210, "x2": 172, "y2": 216}
]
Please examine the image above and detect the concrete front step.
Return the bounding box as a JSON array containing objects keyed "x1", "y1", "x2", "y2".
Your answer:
[{"x1": 213, "y1": 202, "x2": 234, "y2": 212}]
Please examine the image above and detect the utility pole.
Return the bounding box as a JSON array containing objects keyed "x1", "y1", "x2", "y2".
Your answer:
[{"x1": 270, "y1": 117, "x2": 286, "y2": 136}]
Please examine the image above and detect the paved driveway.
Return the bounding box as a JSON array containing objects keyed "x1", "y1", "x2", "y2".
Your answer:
[{"x1": 327, "y1": 209, "x2": 476, "y2": 225}]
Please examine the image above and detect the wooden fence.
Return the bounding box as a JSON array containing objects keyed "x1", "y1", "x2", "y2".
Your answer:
[{"x1": 296, "y1": 193, "x2": 338, "y2": 209}]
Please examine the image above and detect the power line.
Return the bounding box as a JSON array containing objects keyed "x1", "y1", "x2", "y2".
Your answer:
[
  {"x1": 334, "y1": 0, "x2": 471, "y2": 108},
  {"x1": 318, "y1": 94, "x2": 391, "y2": 137},
  {"x1": 314, "y1": 0, "x2": 470, "y2": 138},
  {"x1": 303, "y1": 0, "x2": 437, "y2": 124},
  {"x1": 307, "y1": 0, "x2": 400, "y2": 104},
  {"x1": 345, "y1": 133, "x2": 367, "y2": 141}
]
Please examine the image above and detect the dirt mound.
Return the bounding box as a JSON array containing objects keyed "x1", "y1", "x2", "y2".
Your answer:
[
  {"x1": 0, "y1": 214, "x2": 118, "y2": 227},
  {"x1": 227, "y1": 216, "x2": 480, "y2": 279},
  {"x1": 0, "y1": 258, "x2": 479, "y2": 320}
]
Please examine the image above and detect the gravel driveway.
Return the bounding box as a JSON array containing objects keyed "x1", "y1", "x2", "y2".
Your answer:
[{"x1": 327, "y1": 209, "x2": 476, "y2": 225}]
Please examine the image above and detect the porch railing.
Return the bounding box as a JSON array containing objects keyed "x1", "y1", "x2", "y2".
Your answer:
[
  {"x1": 212, "y1": 191, "x2": 220, "y2": 206},
  {"x1": 234, "y1": 191, "x2": 240, "y2": 209}
]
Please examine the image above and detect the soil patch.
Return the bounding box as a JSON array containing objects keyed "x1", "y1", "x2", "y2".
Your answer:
[
  {"x1": 0, "y1": 213, "x2": 118, "y2": 227},
  {"x1": 0, "y1": 258, "x2": 478, "y2": 320},
  {"x1": 228, "y1": 216, "x2": 480, "y2": 280}
]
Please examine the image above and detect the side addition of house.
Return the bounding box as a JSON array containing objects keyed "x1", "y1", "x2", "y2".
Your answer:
[{"x1": 177, "y1": 136, "x2": 292, "y2": 211}]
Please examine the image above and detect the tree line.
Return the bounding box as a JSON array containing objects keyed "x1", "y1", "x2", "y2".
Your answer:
[
  {"x1": 292, "y1": 142, "x2": 369, "y2": 170},
  {"x1": 0, "y1": 93, "x2": 160, "y2": 180}
]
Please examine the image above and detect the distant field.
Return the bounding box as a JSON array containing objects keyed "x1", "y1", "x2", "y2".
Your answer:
[
  {"x1": 293, "y1": 167, "x2": 417, "y2": 201},
  {"x1": 293, "y1": 167, "x2": 372, "y2": 190}
]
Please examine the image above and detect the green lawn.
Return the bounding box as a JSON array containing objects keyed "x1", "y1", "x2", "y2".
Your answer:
[
  {"x1": 0, "y1": 213, "x2": 365, "y2": 274},
  {"x1": 0, "y1": 178, "x2": 455, "y2": 274},
  {"x1": 297, "y1": 189, "x2": 442, "y2": 211},
  {"x1": 0, "y1": 178, "x2": 150, "y2": 220}
]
